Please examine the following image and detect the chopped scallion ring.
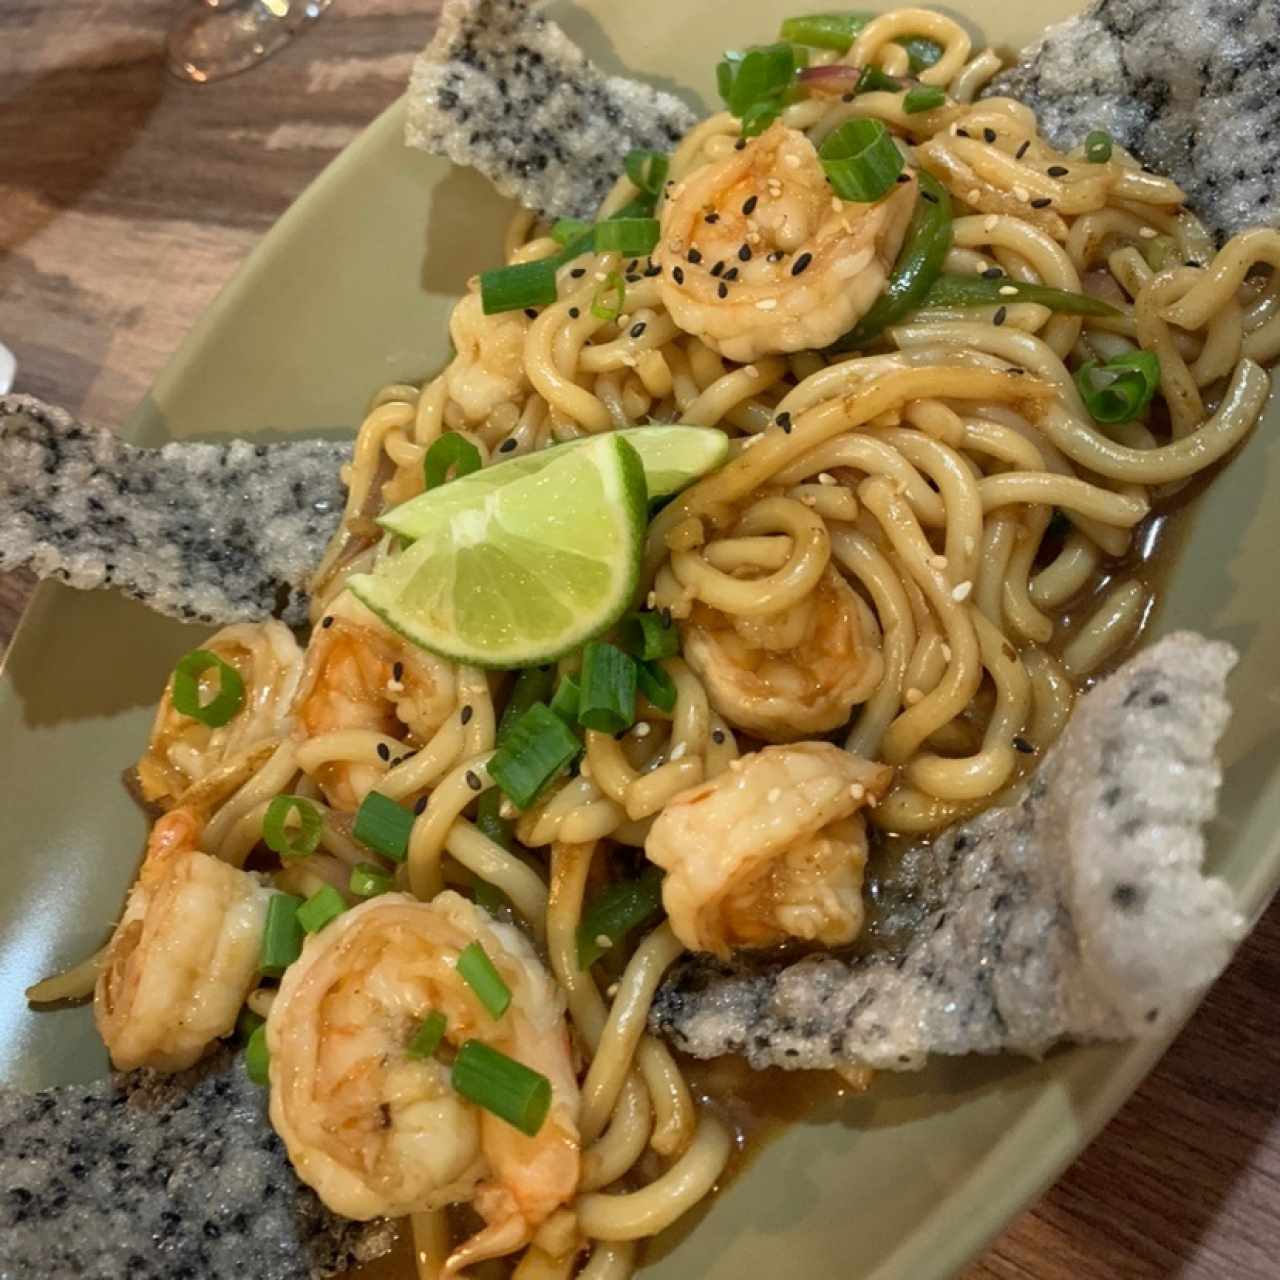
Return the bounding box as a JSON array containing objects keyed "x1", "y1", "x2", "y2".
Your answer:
[
  {"x1": 456, "y1": 941, "x2": 512, "y2": 1019},
  {"x1": 1084, "y1": 130, "x2": 1113, "y2": 163},
  {"x1": 297, "y1": 884, "x2": 346, "y2": 934},
  {"x1": 353, "y1": 791, "x2": 416, "y2": 862},
  {"x1": 451, "y1": 1039, "x2": 552, "y2": 1137},
  {"x1": 819, "y1": 118, "x2": 904, "y2": 202},
  {"x1": 551, "y1": 217, "x2": 591, "y2": 246},
  {"x1": 549, "y1": 673, "x2": 581, "y2": 725},
  {"x1": 592, "y1": 218, "x2": 661, "y2": 256},
  {"x1": 577, "y1": 641, "x2": 638, "y2": 734},
  {"x1": 262, "y1": 795, "x2": 322, "y2": 860},
  {"x1": 857, "y1": 66, "x2": 901, "y2": 94},
  {"x1": 407, "y1": 1010, "x2": 448, "y2": 1060},
  {"x1": 636, "y1": 658, "x2": 678, "y2": 714},
  {"x1": 576, "y1": 866, "x2": 666, "y2": 969},
  {"x1": 488, "y1": 702, "x2": 582, "y2": 809},
  {"x1": 903, "y1": 85, "x2": 946, "y2": 114},
  {"x1": 245, "y1": 1023, "x2": 270, "y2": 1085},
  {"x1": 480, "y1": 258, "x2": 558, "y2": 315},
  {"x1": 591, "y1": 272, "x2": 626, "y2": 322},
  {"x1": 259, "y1": 893, "x2": 304, "y2": 977},
  {"x1": 623, "y1": 149, "x2": 669, "y2": 195},
  {"x1": 424, "y1": 433, "x2": 482, "y2": 489},
  {"x1": 899, "y1": 35, "x2": 943, "y2": 73},
  {"x1": 1074, "y1": 351, "x2": 1161, "y2": 424},
  {"x1": 171, "y1": 649, "x2": 245, "y2": 728},
  {"x1": 778, "y1": 12, "x2": 872, "y2": 51},
  {"x1": 349, "y1": 861, "x2": 395, "y2": 898},
  {"x1": 619, "y1": 610, "x2": 680, "y2": 662}
]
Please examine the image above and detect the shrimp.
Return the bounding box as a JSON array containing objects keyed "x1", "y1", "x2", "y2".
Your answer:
[
  {"x1": 656, "y1": 122, "x2": 918, "y2": 363},
  {"x1": 646, "y1": 743, "x2": 893, "y2": 958},
  {"x1": 267, "y1": 891, "x2": 579, "y2": 1273},
  {"x1": 445, "y1": 289, "x2": 531, "y2": 423},
  {"x1": 94, "y1": 807, "x2": 273, "y2": 1072},
  {"x1": 680, "y1": 565, "x2": 884, "y2": 741},
  {"x1": 292, "y1": 593, "x2": 457, "y2": 809},
  {"x1": 137, "y1": 619, "x2": 304, "y2": 809}
]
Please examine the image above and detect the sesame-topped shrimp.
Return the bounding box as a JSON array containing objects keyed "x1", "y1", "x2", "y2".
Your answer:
[
  {"x1": 94, "y1": 807, "x2": 272, "y2": 1072},
  {"x1": 680, "y1": 565, "x2": 885, "y2": 741},
  {"x1": 292, "y1": 593, "x2": 458, "y2": 810},
  {"x1": 656, "y1": 122, "x2": 918, "y2": 363},
  {"x1": 646, "y1": 743, "x2": 893, "y2": 958},
  {"x1": 267, "y1": 891, "x2": 580, "y2": 1273}
]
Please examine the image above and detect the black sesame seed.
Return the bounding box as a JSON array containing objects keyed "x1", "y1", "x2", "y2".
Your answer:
[
  {"x1": 568, "y1": 306, "x2": 580, "y2": 318},
  {"x1": 896, "y1": 172, "x2": 912, "y2": 183},
  {"x1": 376, "y1": 742, "x2": 391, "y2": 762},
  {"x1": 414, "y1": 796, "x2": 429, "y2": 816},
  {"x1": 983, "y1": 128, "x2": 996, "y2": 143},
  {"x1": 498, "y1": 438, "x2": 517, "y2": 453},
  {"x1": 1016, "y1": 139, "x2": 1030, "y2": 159},
  {"x1": 705, "y1": 212, "x2": 720, "y2": 224},
  {"x1": 742, "y1": 194, "x2": 758, "y2": 215},
  {"x1": 673, "y1": 266, "x2": 685, "y2": 284},
  {"x1": 570, "y1": 267, "x2": 586, "y2": 278},
  {"x1": 1012, "y1": 735, "x2": 1034, "y2": 754},
  {"x1": 687, "y1": 248, "x2": 703, "y2": 264},
  {"x1": 734, "y1": 138, "x2": 747, "y2": 150},
  {"x1": 712, "y1": 728, "x2": 726, "y2": 744},
  {"x1": 710, "y1": 260, "x2": 725, "y2": 277},
  {"x1": 393, "y1": 661, "x2": 404, "y2": 682},
  {"x1": 993, "y1": 305, "x2": 1008, "y2": 325},
  {"x1": 1030, "y1": 196, "x2": 1052, "y2": 209},
  {"x1": 645, "y1": 263, "x2": 661, "y2": 277},
  {"x1": 321, "y1": 615, "x2": 334, "y2": 628},
  {"x1": 627, "y1": 259, "x2": 639, "y2": 273},
  {"x1": 625, "y1": 274, "x2": 640, "y2": 284},
  {"x1": 461, "y1": 704, "x2": 474, "y2": 725},
  {"x1": 718, "y1": 281, "x2": 729, "y2": 298},
  {"x1": 738, "y1": 243, "x2": 752, "y2": 262},
  {"x1": 841, "y1": 91, "x2": 856, "y2": 103},
  {"x1": 723, "y1": 266, "x2": 740, "y2": 281},
  {"x1": 921, "y1": 190, "x2": 938, "y2": 204},
  {"x1": 1184, "y1": 259, "x2": 1201, "y2": 268},
  {"x1": 1047, "y1": 165, "x2": 1068, "y2": 177},
  {"x1": 465, "y1": 770, "x2": 482, "y2": 792},
  {"x1": 524, "y1": 308, "x2": 538, "y2": 319},
  {"x1": 660, "y1": 607, "x2": 672, "y2": 627},
  {"x1": 776, "y1": 411, "x2": 792, "y2": 433},
  {"x1": 1008, "y1": 365, "x2": 1026, "y2": 375},
  {"x1": 982, "y1": 267, "x2": 1003, "y2": 279},
  {"x1": 956, "y1": 128, "x2": 970, "y2": 138},
  {"x1": 791, "y1": 252, "x2": 813, "y2": 277},
  {"x1": 767, "y1": 250, "x2": 784, "y2": 263},
  {"x1": 630, "y1": 321, "x2": 647, "y2": 338}
]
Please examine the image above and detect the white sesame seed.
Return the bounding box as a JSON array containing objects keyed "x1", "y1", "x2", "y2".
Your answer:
[
  {"x1": 595, "y1": 934, "x2": 613, "y2": 950},
  {"x1": 500, "y1": 800, "x2": 518, "y2": 820},
  {"x1": 1012, "y1": 185, "x2": 1030, "y2": 202},
  {"x1": 784, "y1": 153, "x2": 802, "y2": 169},
  {"x1": 755, "y1": 299, "x2": 778, "y2": 311},
  {"x1": 998, "y1": 284, "x2": 1019, "y2": 296},
  {"x1": 386, "y1": 679, "x2": 405, "y2": 694},
  {"x1": 666, "y1": 236, "x2": 684, "y2": 253},
  {"x1": 831, "y1": 196, "x2": 842, "y2": 212},
  {"x1": 818, "y1": 471, "x2": 838, "y2": 486},
  {"x1": 952, "y1": 580, "x2": 973, "y2": 602},
  {"x1": 967, "y1": 188, "x2": 981, "y2": 203},
  {"x1": 964, "y1": 535, "x2": 976, "y2": 554},
  {"x1": 646, "y1": 591, "x2": 657, "y2": 609},
  {"x1": 801, "y1": 494, "x2": 817, "y2": 506},
  {"x1": 904, "y1": 687, "x2": 924, "y2": 706},
  {"x1": 767, "y1": 787, "x2": 782, "y2": 804},
  {"x1": 1138, "y1": 226, "x2": 1158, "y2": 239},
  {"x1": 929, "y1": 553, "x2": 948, "y2": 569},
  {"x1": 849, "y1": 782, "x2": 865, "y2": 801},
  {"x1": 744, "y1": 364, "x2": 760, "y2": 378},
  {"x1": 633, "y1": 722, "x2": 652, "y2": 738},
  {"x1": 670, "y1": 741, "x2": 688, "y2": 761},
  {"x1": 941, "y1": 643, "x2": 953, "y2": 662},
  {"x1": 606, "y1": 982, "x2": 620, "y2": 998},
  {"x1": 866, "y1": 792, "x2": 879, "y2": 808},
  {"x1": 580, "y1": 760, "x2": 593, "y2": 779},
  {"x1": 983, "y1": 214, "x2": 999, "y2": 232}
]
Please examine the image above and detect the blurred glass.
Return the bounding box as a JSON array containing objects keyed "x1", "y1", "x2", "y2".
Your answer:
[{"x1": 167, "y1": 0, "x2": 334, "y2": 84}]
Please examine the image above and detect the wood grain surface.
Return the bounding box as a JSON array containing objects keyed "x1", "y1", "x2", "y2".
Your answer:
[{"x1": 2, "y1": 3, "x2": 1278, "y2": 1277}]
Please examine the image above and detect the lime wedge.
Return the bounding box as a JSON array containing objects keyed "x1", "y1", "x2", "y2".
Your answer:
[
  {"x1": 377, "y1": 424, "x2": 727, "y2": 544},
  {"x1": 348, "y1": 434, "x2": 647, "y2": 667}
]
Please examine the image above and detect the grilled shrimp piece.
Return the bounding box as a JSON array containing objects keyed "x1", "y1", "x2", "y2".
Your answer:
[
  {"x1": 267, "y1": 891, "x2": 580, "y2": 1273},
  {"x1": 137, "y1": 620, "x2": 304, "y2": 809},
  {"x1": 681, "y1": 565, "x2": 884, "y2": 741},
  {"x1": 646, "y1": 743, "x2": 893, "y2": 958},
  {"x1": 445, "y1": 289, "x2": 531, "y2": 422},
  {"x1": 656, "y1": 122, "x2": 918, "y2": 363},
  {"x1": 94, "y1": 807, "x2": 273, "y2": 1072},
  {"x1": 292, "y1": 593, "x2": 457, "y2": 810}
]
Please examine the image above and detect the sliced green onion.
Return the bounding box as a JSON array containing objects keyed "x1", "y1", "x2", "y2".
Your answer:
[
  {"x1": 740, "y1": 98, "x2": 783, "y2": 138},
  {"x1": 620, "y1": 611, "x2": 680, "y2": 662},
  {"x1": 1074, "y1": 351, "x2": 1161, "y2": 424},
  {"x1": 636, "y1": 659, "x2": 677, "y2": 714},
  {"x1": 551, "y1": 217, "x2": 591, "y2": 246},
  {"x1": 609, "y1": 192, "x2": 658, "y2": 221},
  {"x1": 451, "y1": 1039, "x2": 552, "y2": 1137},
  {"x1": 903, "y1": 85, "x2": 946, "y2": 114},
  {"x1": 263, "y1": 795, "x2": 322, "y2": 859},
  {"x1": 779, "y1": 11, "x2": 873, "y2": 51},
  {"x1": 577, "y1": 642, "x2": 638, "y2": 734},
  {"x1": 474, "y1": 790, "x2": 513, "y2": 852},
  {"x1": 857, "y1": 66, "x2": 901, "y2": 94},
  {"x1": 235, "y1": 1005, "x2": 264, "y2": 1043},
  {"x1": 472, "y1": 874, "x2": 509, "y2": 917},
  {"x1": 480, "y1": 258, "x2": 558, "y2": 315},
  {"x1": 549, "y1": 674, "x2": 581, "y2": 725},
  {"x1": 591, "y1": 272, "x2": 626, "y2": 322},
  {"x1": 717, "y1": 43, "x2": 800, "y2": 116},
  {"x1": 923, "y1": 273, "x2": 1121, "y2": 317},
  {"x1": 592, "y1": 218, "x2": 660, "y2": 256},
  {"x1": 576, "y1": 866, "x2": 666, "y2": 969},
  {"x1": 354, "y1": 791, "x2": 416, "y2": 863},
  {"x1": 297, "y1": 884, "x2": 346, "y2": 934},
  {"x1": 349, "y1": 861, "x2": 395, "y2": 898},
  {"x1": 1085, "y1": 130, "x2": 1113, "y2": 163},
  {"x1": 407, "y1": 1010, "x2": 447, "y2": 1060},
  {"x1": 259, "y1": 893, "x2": 304, "y2": 977},
  {"x1": 171, "y1": 649, "x2": 245, "y2": 728},
  {"x1": 899, "y1": 35, "x2": 943, "y2": 73},
  {"x1": 489, "y1": 702, "x2": 582, "y2": 809},
  {"x1": 499, "y1": 666, "x2": 556, "y2": 740},
  {"x1": 424, "y1": 433, "x2": 482, "y2": 489},
  {"x1": 245, "y1": 1023, "x2": 270, "y2": 1085},
  {"x1": 819, "y1": 118, "x2": 904, "y2": 202},
  {"x1": 624, "y1": 149, "x2": 669, "y2": 195},
  {"x1": 833, "y1": 170, "x2": 953, "y2": 350},
  {"x1": 457, "y1": 941, "x2": 511, "y2": 1019}
]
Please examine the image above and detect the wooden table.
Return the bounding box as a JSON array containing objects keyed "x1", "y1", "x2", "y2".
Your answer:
[{"x1": 3, "y1": 3, "x2": 1278, "y2": 1276}]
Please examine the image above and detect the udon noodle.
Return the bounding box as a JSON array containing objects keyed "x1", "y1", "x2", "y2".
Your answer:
[{"x1": 33, "y1": 9, "x2": 1279, "y2": 1277}]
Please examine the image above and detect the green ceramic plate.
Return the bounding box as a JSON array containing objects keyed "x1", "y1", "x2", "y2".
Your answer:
[{"x1": 3, "y1": 2, "x2": 1279, "y2": 1276}]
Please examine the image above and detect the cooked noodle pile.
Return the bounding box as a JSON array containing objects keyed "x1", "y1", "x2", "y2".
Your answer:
[{"x1": 35, "y1": 9, "x2": 1280, "y2": 1277}]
